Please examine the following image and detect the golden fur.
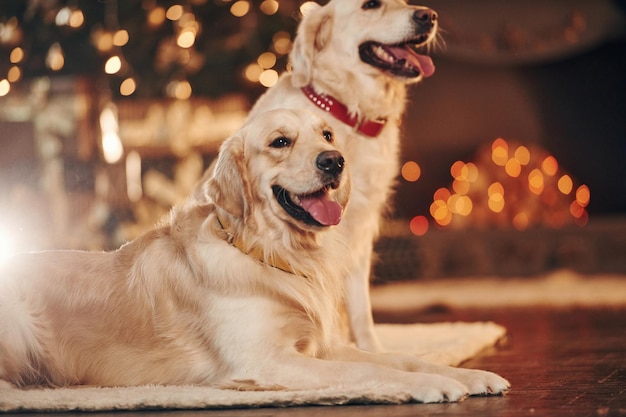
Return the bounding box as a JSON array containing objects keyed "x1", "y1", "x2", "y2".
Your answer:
[{"x1": 0, "y1": 109, "x2": 508, "y2": 402}]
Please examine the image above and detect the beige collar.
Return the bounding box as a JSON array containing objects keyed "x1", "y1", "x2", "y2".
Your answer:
[{"x1": 215, "y1": 213, "x2": 299, "y2": 276}]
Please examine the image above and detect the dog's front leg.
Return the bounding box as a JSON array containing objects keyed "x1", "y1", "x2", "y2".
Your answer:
[
  {"x1": 345, "y1": 248, "x2": 384, "y2": 352},
  {"x1": 329, "y1": 344, "x2": 511, "y2": 397},
  {"x1": 250, "y1": 353, "x2": 469, "y2": 403}
]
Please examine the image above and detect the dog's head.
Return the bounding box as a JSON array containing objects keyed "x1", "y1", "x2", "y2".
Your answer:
[
  {"x1": 290, "y1": 0, "x2": 438, "y2": 86},
  {"x1": 207, "y1": 109, "x2": 350, "y2": 235}
]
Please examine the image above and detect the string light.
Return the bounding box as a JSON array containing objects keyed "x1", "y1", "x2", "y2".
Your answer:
[
  {"x1": 104, "y1": 56, "x2": 122, "y2": 74},
  {"x1": 119, "y1": 77, "x2": 136, "y2": 96},
  {"x1": 422, "y1": 138, "x2": 590, "y2": 231},
  {"x1": 0, "y1": 79, "x2": 10, "y2": 97},
  {"x1": 147, "y1": 6, "x2": 166, "y2": 28},
  {"x1": 401, "y1": 161, "x2": 421, "y2": 182},
  {"x1": 244, "y1": 63, "x2": 263, "y2": 83},
  {"x1": 409, "y1": 216, "x2": 429, "y2": 236},
  {"x1": 257, "y1": 52, "x2": 277, "y2": 69},
  {"x1": 166, "y1": 5, "x2": 184, "y2": 21},
  {"x1": 230, "y1": 1, "x2": 250, "y2": 17},
  {"x1": 260, "y1": 0, "x2": 280, "y2": 16},
  {"x1": 177, "y1": 28, "x2": 196, "y2": 48},
  {"x1": 272, "y1": 31, "x2": 292, "y2": 55},
  {"x1": 10, "y1": 47, "x2": 24, "y2": 63},
  {"x1": 491, "y1": 138, "x2": 509, "y2": 166},
  {"x1": 558, "y1": 175, "x2": 573, "y2": 194},
  {"x1": 100, "y1": 104, "x2": 123, "y2": 164},
  {"x1": 575, "y1": 185, "x2": 590, "y2": 207},
  {"x1": 46, "y1": 42, "x2": 65, "y2": 71},
  {"x1": 7, "y1": 66, "x2": 21, "y2": 83},
  {"x1": 113, "y1": 30, "x2": 129, "y2": 47},
  {"x1": 514, "y1": 145, "x2": 531, "y2": 165},
  {"x1": 259, "y1": 69, "x2": 278, "y2": 87}
]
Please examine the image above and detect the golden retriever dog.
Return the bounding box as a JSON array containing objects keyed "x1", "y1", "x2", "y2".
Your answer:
[
  {"x1": 247, "y1": 0, "x2": 440, "y2": 353},
  {"x1": 0, "y1": 109, "x2": 509, "y2": 402}
]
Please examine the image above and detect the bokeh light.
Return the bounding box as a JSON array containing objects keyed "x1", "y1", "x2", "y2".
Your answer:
[
  {"x1": 558, "y1": 175, "x2": 573, "y2": 194},
  {"x1": 423, "y1": 138, "x2": 589, "y2": 230},
  {"x1": 491, "y1": 138, "x2": 509, "y2": 166},
  {"x1": 260, "y1": 0, "x2": 280, "y2": 15},
  {"x1": 409, "y1": 216, "x2": 429, "y2": 236},
  {"x1": 542, "y1": 156, "x2": 558, "y2": 176},
  {"x1": 576, "y1": 185, "x2": 590, "y2": 207},
  {"x1": 401, "y1": 161, "x2": 421, "y2": 182},
  {"x1": 120, "y1": 77, "x2": 136, "y2": 96},
  {"x1": 230, "y1": 1, "x2": 250, "y2": 17}
]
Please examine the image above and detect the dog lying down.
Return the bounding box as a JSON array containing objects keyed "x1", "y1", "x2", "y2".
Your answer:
[{"x1": 0, "y1": 109, "x2": 509, "y2": 403}]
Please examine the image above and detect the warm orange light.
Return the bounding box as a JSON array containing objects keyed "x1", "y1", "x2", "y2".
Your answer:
[
  {"x1": 465, "y1": 162, "x2": 479, "y2": 182},
  {"x1": 147, "y1": 6, "x2": 166, "y2": 27},
  {"x1": 113, "y1": 30, "x2": 129, "y2": 46},
  {"x1": 230, "y1": 0, "x2": 250, "y2": 17},
  {"x1": 401, "y1": 161, "x2": 421, "y2": 182},
  {"x1": 448, "y1": 195, "x2": 472, "y2": 216},
  {"x1": 166, "y1": 4, "x2": 184, "y2": 20},
  {"x1": 528, "y1": 169, "x2": 544, "y2": 195},
  {"x1": 570, "y1": 201, "x2": 585, "y2": 218},
  {"x1": 558, "y1": 175, "x2": 573, "y2": 194},
  {"x1": 244, "y1": 63, "x2": 263, "y2": 82},
  {"x1": 260, "y1": 0, "x2": 279, "y2": 15},
  {"x1": 542, "y1": 156, "x2": 558, "y2": 176},
  {"x1": 575, "y1": 185, "x2": 590, "y2": 207},
  {"x1": 10, "y1": 47, "x2": 24, "y2": 63},
  {"x1": 433, "y1": 187, "x2": 451, "y2": 202},
  {"x1": 488, "y1": 197, "x2": 505, "y2": 213},
  {"x1": 409, "y1": 216, "x2": 429, "y2": 236},
  {"x1": 513, "y1": 213, "x2": 529, "y2": 230},
  {"x1": 505, "y1": 158, "x2": 522, "y2": 177},
  {"x1": 257, "y1": 52, "x2": 277, "y2": 69},
  {"x1": 259, "y1": 69, "x2": 278, "y2": 87},
  {"x1": 488, "y1": 182, "x2": 504, "y2": 197},
  {"x1": 120, "y1": 78, "x2": 136, "y2": 96},
  {"x1": 430, "y1": 200, "x2": 450, "y2": 222},
  {"x1": 514, "y1": 145, "x2": 531, "y2": 165},
  {"x1": 452, "y1": 178, "x2": 470, "y2": 195},
  {"x1": 487, "y1": 182, "x2": 505, "y2": 213},
  {"x1": 491, "y1": 138, "x2": 508, "y2": 166},
  {"x1": 450, "y1": 160, "x2": 465, "y2": 179},
  {"x1": 272, "y1": 32, "x2": 292, "y2": 55}
]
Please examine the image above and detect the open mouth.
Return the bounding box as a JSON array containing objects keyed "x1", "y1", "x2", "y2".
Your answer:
[
  {"x1": 272, "y1": 183, "x2": 343, "y2": 227},
  {"x1": 359, "y1": 39, "x2": 435, "y2": 79}
]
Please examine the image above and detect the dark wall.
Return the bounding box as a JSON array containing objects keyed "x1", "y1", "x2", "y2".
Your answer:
[{"x1": 397, "y1": 39, "x2": 626, "y2": 218}]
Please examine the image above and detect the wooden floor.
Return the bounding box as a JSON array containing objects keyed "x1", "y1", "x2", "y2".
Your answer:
[{"x1": 15, "y1": 307, "x2": 626, "y2": 417}]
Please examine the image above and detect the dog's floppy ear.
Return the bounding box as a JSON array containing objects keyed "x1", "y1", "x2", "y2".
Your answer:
[
  {"x1": 206, "y1": 134, "x2": 251, "y2": 219},
  {"x1": 290, "y1": 3, "x2": 334, "y2": 87}
]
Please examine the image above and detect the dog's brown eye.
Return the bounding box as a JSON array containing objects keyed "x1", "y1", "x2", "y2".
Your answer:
[
  {"x1": 362, "y1": 0, "x2": 381, "y2": 10},
  {"x1": 269, "y1": 136, "x2": 292, "y2": 148},
  {"x1": 323, "y1": 130, "x2": 333, "y2": 143}
]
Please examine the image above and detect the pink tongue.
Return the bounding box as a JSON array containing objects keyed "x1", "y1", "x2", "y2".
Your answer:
[
  {"x1": 389, "y1": 46, "x2": 436, "y2": 78},
  {"x1": 299, "y1": 194, "x2": 343, "y2": 226}
]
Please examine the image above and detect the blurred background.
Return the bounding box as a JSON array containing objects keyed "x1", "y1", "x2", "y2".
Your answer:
[{"x1": 1, "y1": 0, "x2": 625, "y2": 281}]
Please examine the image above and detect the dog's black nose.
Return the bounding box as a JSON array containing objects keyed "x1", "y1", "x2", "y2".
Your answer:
[
  {"x1": 413, "y1": 8, "x2": 437, "y2": 26},
  {"x1": 316, "y1": 150, "x2": 344, "y2": 176}
]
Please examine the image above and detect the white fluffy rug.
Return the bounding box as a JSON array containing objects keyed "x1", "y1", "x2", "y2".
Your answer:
[{"x1": 0, "y1": 321, "x2": 505, "y2": 412}]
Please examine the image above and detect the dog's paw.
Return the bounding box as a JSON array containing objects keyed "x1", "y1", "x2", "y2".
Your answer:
[
  {"x1": 450, "y1": 368, "x2": 510, "y2": 396},
  {"x1": 407, "y1": 373, "x2": 469, "y2": 403}
]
